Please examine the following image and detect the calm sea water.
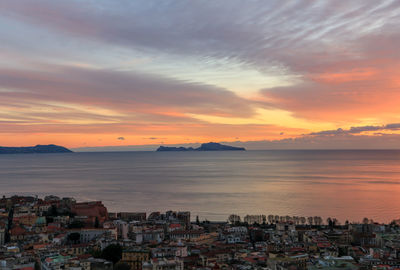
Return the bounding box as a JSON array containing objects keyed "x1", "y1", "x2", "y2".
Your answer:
[{"x1": 1, "y1": 150, "x2": 400, "y2": 223}]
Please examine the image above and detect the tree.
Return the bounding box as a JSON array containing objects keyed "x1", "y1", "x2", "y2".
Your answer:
[
  {"x1": 46, "y1": 216, "x2": 54, "y2": 224},
  {"x1": 327, "y1": 217, "x2": 332, "y2": 227},
  {"x1": 101, "y1": 244, "x2": 123, "y2": 264},
  {"x1": 390, "y1": 220, "x2": 399, "y2": 228},
  {"x1": 274, "y1": 215, "x2": 279, "y2": 223},
  {"x1": 68, "y1": 232, "x2": 81, "y2": 244},
  {"x1": 228, "y1": 214, "x2": 240, "y2": 224},
  {"x1": 68, "y1": 220, "x2": 85, "y2": 229},
  {"x1": 307, "y1": 217, "x2": 313, "y2": 225},
  {"x1": 34, "y1": 261, "x2": 41, "y2": 270},
  {"x1": 293, "y1": 216, "x2": 299, "y2": 225},
  {"x1": 47, "y1": 205, "x2": 58, "y2": 217},
  {"x1": 327, "y1": 217, "x2": 338, "y2": 229},
  {"x1": 91, "y1": 248, "x2": 102, "y2": 258},
  {"x1": 313, "y1": 216, "x2": 321, "y2": 226},
  {"x1": 363, "y1": 217, "x2": 369, "y2": 224},
  {"x1": 314, "y1": 216, "x2": 323, "y2": 226},
  {"x1": 300, "y1": 217, "x2": 306, "y2": 225},
  {"x1": 268, "y1": 215, "x2": 274, "y2": 224},
  {"x1": 369, "y1": 219, "x2": 374, "y2": 224},
  {"x1": 332, "y1": 218, "x2": 339, "y2": 226},
  {"x1": 94, "y1": 217, "x2": 100, "y2": 228},
  {"x1": 114, "y1": 262, "x2": 131, "y2": 270}
]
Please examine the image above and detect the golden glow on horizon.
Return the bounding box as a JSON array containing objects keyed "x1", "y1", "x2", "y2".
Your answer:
[{"x1": 188, "y1": 108, "x2": 335, "y2": 131}]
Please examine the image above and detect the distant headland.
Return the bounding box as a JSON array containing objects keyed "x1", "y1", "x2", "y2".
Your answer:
[
  {"x1": 157, "y1": 142, "x2": 246, "y2": 152},
  {"x1": 0, "y1": 144, "x2": 73, "y2": 154}
]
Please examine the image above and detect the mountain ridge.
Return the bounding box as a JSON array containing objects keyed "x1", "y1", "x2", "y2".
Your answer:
[
  {"x1": 0, "y1": 144, "x2": 73, "y2": 154},
  {"x1": 157, "y1": 142, "x2": 245, "y2": 152}
]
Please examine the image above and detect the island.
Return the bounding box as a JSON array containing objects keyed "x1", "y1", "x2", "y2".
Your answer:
[
  {"x1": 0, "y1": 144, "x2": 73, "y2": 154},
  {"x1": 156, "y1": 142, "x2": 245, "y2": 152}
]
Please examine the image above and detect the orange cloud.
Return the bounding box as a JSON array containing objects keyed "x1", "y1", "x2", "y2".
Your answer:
[{"x1": 310, "y1": 68, "x2": 378, "y2": 83}]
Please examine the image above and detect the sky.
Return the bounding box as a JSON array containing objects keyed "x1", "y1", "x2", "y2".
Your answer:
[{"x1": 1, "y1": 0, "x2": 400, "y2": 149}]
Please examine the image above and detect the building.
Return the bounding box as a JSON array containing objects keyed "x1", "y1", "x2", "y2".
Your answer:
[
  {"x1": 67, "y1": 228, "x2": 117, "y2": 243},
  {"x1": 169, "y1": 230, "x2": 203, "y2": 241},
  {"x1": 177, "y1": 212, "x2": 190, "y2": 228},
  {"x1": 71, "y1": 201, "x2": 109, "y2": 226},
  {"x1": 117, "y1": 212, "x2": 146, "y2": 222},
  {"x1": 143, "y1": 258, "x2": 184, "y2": 270},
  {"x1": 147, "y1": 212, "x2": 161, "y2": 221},
  {"x1": 114, "y1": 220, "x2": 129, "y2": 239},
  {"x1": 351, "y1": 224, "x2": 378, "y2": 247},
  {"x1": 267, "y1": 253, "x2": 309, "y2": 270},
  {"x1": 308, "y1": 256, "x2": 357, "y2": 270},
  {"x1": 121, "y1": 248, "x2": 150, "y2": 270}
]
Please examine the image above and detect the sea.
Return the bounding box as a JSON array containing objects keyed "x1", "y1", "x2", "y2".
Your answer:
[{"x1": 1, "y1": 150, "x2": 400, "y2": 223}]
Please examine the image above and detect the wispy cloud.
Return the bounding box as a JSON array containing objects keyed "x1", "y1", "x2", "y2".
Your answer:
[
  {"x1": 309, "y1": 123, "x2": 400, "y2": 136},
  {"x1": 1, "y1": 1, "x2": 400, "y2": 147}
]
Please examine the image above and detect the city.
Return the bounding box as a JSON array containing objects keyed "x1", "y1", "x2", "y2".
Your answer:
[
  {"x1": 1, "y1": 195, "x2": 399, "y2": 270},
  {"x1": 2, "y1": 1, "x2": 400, "y2": 270}
]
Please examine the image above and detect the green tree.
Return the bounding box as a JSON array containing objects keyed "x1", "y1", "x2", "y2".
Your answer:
[
  {"x1": 46, "y1": 205, "x2": 58, "y2": 217},
  {"x1": 68, "y1": 220, "x2": 85, "y2": 229},
  {"x1": 94, "y1": 217, "x2": 100, "y2": 228},
  {"x1": 90, "y1": 248, "x2": 102, "y2": 258},
  {"x1": 101, "y1": 244, "x2": 123, "y2": 264},
  {"x1": 114, "y1": 262, "x2": 131, "y2": 270},
  {"x1": 68, "y1": 232, "x2": 81, "y2": 244}
]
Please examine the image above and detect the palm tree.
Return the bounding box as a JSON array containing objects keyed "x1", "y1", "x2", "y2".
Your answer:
[
  {"x1": 369, "y1": 219, "x2": 374, "y2": 224},
  {"x1": 228, "y1": 214, "x2": 240, "y2": 224},
  {"x1": 314, "y1": 216, "x2": 323, "y2": 226},
  {"x1": 313, "y1": 216, "x2": 318, "y2": 225},
  {"x1": 268, "y1": 215, "x2": 274, "y2": 224},
  {"x1": 307, "y1": 217, "x2": 313, "y2": 225},
  {"x1": 293, "y1": 216, "x2": 299, "y2": 225},
  {"x1": 326, "y1": 217, "x2": 332, "y2": 227},
  {"x1": 300, "y1": 217, "x2": 306, "y2": 225},
  {"x1": 332, "y1": 218, "x2": 339, "y2": 227},
  {"x1": 274, "y1": 215, "x2": 280, "y2": 223}
]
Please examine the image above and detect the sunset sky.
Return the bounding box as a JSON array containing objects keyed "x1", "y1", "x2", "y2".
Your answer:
[{"x1": 1, "y1": 0, "x2": 400, "y2": 149}]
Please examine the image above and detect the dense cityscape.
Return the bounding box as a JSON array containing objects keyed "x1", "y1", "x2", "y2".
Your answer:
[{"x1": 1, "y1": 195, "x2": 399, "y2": 270}]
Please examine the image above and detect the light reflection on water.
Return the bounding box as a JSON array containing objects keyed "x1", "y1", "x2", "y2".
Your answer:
[{"x1": 0, "y1": 150, "x2": 399, "y2": 222}]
